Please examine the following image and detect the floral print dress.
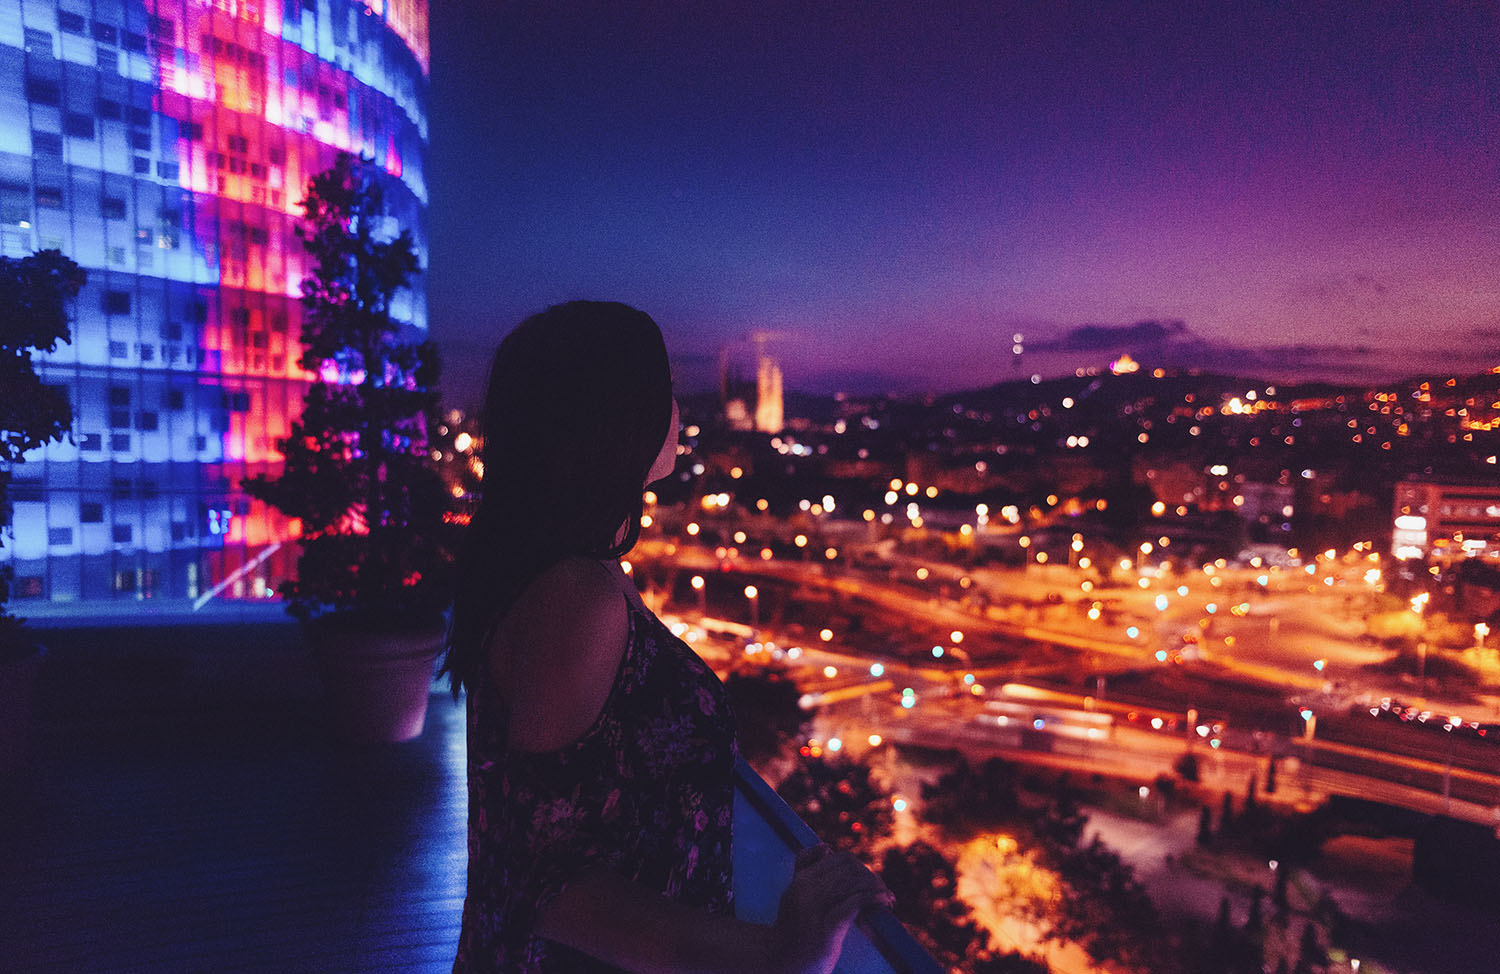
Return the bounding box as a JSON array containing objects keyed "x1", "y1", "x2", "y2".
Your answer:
[{"x1": 453, "y1": 596, "x2": 739, "y2": 972}]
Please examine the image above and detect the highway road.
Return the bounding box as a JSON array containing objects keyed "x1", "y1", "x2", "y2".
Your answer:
[{"x1": 633, "y1": 540, "x2": 1500, "y2": 828}]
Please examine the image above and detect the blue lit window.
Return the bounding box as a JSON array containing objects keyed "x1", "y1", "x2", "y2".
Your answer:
[
  {"x1": 1, "y1": 185, "x2": 29, "y2": 224},
  {"x1": 24, "y1": 28, "x2": 53, "y2": 55},
  {"x1": 123, "y1": 30, "x2": 146, "y2": 52},
  {"x1": 64, "y1": 114, "x2": 95, "y2": 138},
  {"x1": 127, "y1": 106, "x2": 151, "y2": 127},
  {"x1": 158, "y1": 162, "x2": 179, "y2": 180},
  {"x1": 112, "y1": 525, "x2": 133, "y2": 544},
  {"x1": 112, "y1": 478, "x2": 132, "y2": 498},
  {"x1": 171, "y1": 522, "x2": 190, "y2": 542},
  {"x1": 33, "y1": 133, "x2": 63, "y2": 154},
  {"x1": 129, "y1": 130, "x2": 151, "y2": 151},
  {"x1": 48, "y1": 527, "x2": 73, "y2": 547},
  {"x1": 134, "y1": 157, "x2": 151, "y2": 175},
  {"x1": 167, "y1": 389, "x2": 184, "y2": 410},
  {"x1": 110, "y1": 433, "x2": 130, "y2": 451},
  {"x1": 81, "y1": 502, "x2": 104, "y2": 522},
  {"x1": 92, "y1": 22, "x2": 118, "y2": 45},
  {"x1": 109, "y1": 386, "x2": 130, "y2": 406},
  {"x1": 101, "y1": 196, "x2": 126, "y2": 219},
  {"x1": 78, "y1": 434, "x2": 102, "y2": 452},
  {"x1": 138, "y1": 344, "x2": 155, "y2": 362},
  {"x1": 103, "y1": 290, "x2": 131, "y2": 315},
  {"x1": 109, "y1": 341, "x2": 128, "y2": 359},
  {"x1": 109, "y1": 409, "x2": 130, "y2": 428},
  {"x1": 58, "y1": 11, "x2": 85, "y2": 35},
  {"x1": 136, "y1": 412, "x2": 158, "y2": 431}
]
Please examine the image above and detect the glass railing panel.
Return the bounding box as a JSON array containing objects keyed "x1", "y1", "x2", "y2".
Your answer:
[{"x1": 732, "y1": 757, "x2": 941, "y2": 974}]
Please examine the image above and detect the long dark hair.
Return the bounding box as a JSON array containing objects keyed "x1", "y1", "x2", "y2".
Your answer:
[{"x1": 442, "y1": 301, "x2": 674, "y2": 697}]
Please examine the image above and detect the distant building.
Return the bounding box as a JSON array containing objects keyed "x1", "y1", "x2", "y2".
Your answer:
[
  {"x1": 1, "y1": 0, "x2": 429, "y2": 605},
  {"x1": 1392, "y1": 480, "x2": 1500, "y2": 561},
  {"x1": 755, "y1": 351, "x2": 783, "y2": 433},
  {"x1": 718, "y1": 338, "x2": 784, "y2": 433}
]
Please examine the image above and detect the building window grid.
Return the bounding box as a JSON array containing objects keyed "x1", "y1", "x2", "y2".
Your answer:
[{"x1": 10, "y1": 0, "x2": 427, "y2": 602}]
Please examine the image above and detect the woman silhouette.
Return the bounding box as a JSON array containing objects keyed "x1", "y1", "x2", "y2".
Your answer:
[{"x1": 445, "y1": 302, "x2": 887, "y2": 972}]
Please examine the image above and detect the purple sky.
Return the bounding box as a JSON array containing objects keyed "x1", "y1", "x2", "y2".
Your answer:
[{"x1": 427, "y1": 2, "x2": 1500, "y2": 407}]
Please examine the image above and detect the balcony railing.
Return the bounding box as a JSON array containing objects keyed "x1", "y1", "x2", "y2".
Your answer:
[{"x1": 732, "y1": 757, "x2": 941, "y2": 974}]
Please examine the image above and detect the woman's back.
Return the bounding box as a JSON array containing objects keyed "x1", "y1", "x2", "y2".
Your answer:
[{"x1": 454, "y1": 558, "x2": 739, "y2": 972}]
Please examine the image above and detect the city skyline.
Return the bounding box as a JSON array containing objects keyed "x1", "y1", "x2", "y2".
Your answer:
[{"x1": 428, "y1": 1, "x2": 1500, "y2": 408}]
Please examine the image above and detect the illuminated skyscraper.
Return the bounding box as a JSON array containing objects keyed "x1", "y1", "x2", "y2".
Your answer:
[
  {"x1": 0, "y1": 0, "x2": 428, "y2": 604},
  {"x1": 754, "y1": 350, "x2": 782, "y2": 435}
]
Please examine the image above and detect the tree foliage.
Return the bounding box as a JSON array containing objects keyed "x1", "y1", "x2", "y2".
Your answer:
[
  {"x1": 880, "y1": 840, "x2": 1049, "y2": 973},
  {"x1": 243, "y1": 153, "x2": 450, "y2": 628},
  {"x1": 723, "y1": 668, "x2": 811, "y2": 766},
  {"x1": 920, "y1": 756, "x2": 1022, "y2": 833},
  {"x1": 777, "y1": 753, "x2": 892, "y2": 859},
  {"x1": 0, "y1": 249, "x2": 84, "y2": 635}
]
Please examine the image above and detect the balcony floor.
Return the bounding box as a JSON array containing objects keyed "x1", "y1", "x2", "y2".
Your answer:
[{"x1": 0, "y1": 622, "x2": 468, "y2": 974}]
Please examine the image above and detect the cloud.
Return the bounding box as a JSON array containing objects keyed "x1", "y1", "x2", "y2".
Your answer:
[
  {"x1": 1021, "y1": 317, "x2": 1467, "y2": 384},
  {"x1": 1032, "y1": 319, "x2": 1194, "y2": 353}
]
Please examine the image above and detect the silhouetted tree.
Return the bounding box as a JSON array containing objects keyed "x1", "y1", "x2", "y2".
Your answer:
[
  {"x1": 243, "y1": 152, "x2": 450, "y2": 628},
  {"x1": 1221, "y1": 790, "x2": 1237, "y2": 834},
  {"x1": 1037, "y1": 782, "x2": 1088, "y2": 850},
  {"x1": 0, "y1": 249, "x2": 84, "y2": 652},
  {"x1": 777, "y1": 753, "x2": 892, "y2": 858},
  {"x1": 1175, "y1": 751, "x2": 1201, "y2": 782},
  {"x1": 723, "y1": 668, "x2": 810, "y2": 766},
  {"x1": 1294, "y1": 920, "x2": 1326, "y2": 974},
  {"x1": 880, "y1": 840, "x2": 1005, "y2": 971},
  {"x1": 1197, "y1": 805, "x2": 1214, "y2": 846},
  {"x1": 921, "y1": 756, "x2": 1022, "y2": 832},
  {"x1": 1245, "y1": 885, "x2": 1265, "y2": 936},
  {"x1": 970, "y1": 949, "x2": 1051, "y2": 973},
  {"x1": 1197, "y1": 895, "x2": 1236, "y2": 973},
  {"x1": 1047, "y1": 835, "x2": 1181, "y2": 972}
]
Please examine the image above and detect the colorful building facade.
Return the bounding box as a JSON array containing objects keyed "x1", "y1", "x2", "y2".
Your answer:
[{"x1": 0, "y1": 0, "x2": 428, "y2": 604}]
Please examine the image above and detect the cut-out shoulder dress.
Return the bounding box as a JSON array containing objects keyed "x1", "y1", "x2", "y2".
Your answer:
[{"x1": 453, "y1": 596, "x2": 740, "y2": 972}]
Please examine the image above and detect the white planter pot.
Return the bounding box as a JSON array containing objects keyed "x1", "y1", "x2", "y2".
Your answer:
[{"x1": 309, "y1": 626, "x2": 443, "y2": 744}]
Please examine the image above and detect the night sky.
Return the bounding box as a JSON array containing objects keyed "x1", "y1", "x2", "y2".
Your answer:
[{"x1": 427, "y1": 2, "x2": 1500, "y2": 409}]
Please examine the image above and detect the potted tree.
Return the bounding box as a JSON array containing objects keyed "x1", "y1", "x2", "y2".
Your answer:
[
  {"x1": 0, "y1": 249, "x2": 85, "y2": 772},
  {"x1": 245, "y1": 153, "x2": 452, "y2": 744}
]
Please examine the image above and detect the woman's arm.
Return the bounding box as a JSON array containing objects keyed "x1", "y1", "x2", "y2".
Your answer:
[{"x1": 537, "y1": 845, "x2": 890, "y2": 974}]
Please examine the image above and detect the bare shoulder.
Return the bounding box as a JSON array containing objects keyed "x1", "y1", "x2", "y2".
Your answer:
[{"x1": 489, "y1": 556, "x2": 630, "y2": 751}]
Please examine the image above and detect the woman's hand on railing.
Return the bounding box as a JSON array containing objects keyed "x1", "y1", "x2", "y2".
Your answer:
[{"x1": 769, "y1": 844, "x2": 894, "y2": 974}]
